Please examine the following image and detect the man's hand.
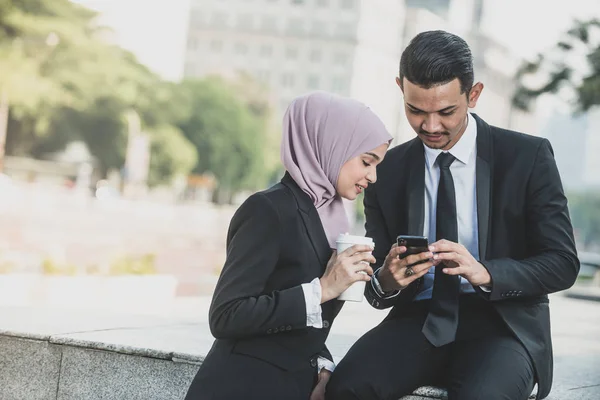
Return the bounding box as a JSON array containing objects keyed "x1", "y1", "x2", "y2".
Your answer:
[
  {"x1": 429, "y1": 239, "x2": 492, "y2": 286},
  {"x1": 377, "y1": 244, "x2": 434, "y2": 292},
  {"x1": 310, "y1": 369, "x2": 331, "y2": 400}
]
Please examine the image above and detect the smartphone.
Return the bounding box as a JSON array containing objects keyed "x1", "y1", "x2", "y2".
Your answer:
[{"x1": 396, "y1": 235, "x2": 429, "y2": 260}]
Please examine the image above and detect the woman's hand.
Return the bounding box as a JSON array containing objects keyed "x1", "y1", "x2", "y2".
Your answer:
[{"x1": 319, "y1": 244, "x2": 375, "y2": 303}]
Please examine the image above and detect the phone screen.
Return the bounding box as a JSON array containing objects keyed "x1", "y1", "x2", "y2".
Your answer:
[{"x1": 397, "y1": 235, "x2": 429, "y2": 260}]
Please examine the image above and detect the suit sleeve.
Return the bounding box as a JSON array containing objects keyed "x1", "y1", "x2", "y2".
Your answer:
[
  {"x1": 363, "y1": 184, "x2": 423, "y2": 309},
  {"x1": 318, "y1": 345, "x2": 333, "y2": 363},
  {"x1": 482, "y1": 139, "x2": 580, "y2": 301},
  {"x1": 209, "y1": 193, "x2": 307, "y2": 339}
]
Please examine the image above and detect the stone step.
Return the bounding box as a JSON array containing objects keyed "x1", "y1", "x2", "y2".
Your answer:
[{"x1": 0, "y1": 295, "x2": 599, "y2": 399}]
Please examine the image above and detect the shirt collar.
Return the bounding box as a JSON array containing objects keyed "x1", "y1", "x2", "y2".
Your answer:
[{"x1": 424, "y1": 113, "x2": 477, "y2": 169}]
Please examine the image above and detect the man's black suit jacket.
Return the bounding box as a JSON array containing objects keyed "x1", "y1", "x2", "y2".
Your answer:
[{"x1": 363, "y1": 114, "x2": 579, "y2": 399}]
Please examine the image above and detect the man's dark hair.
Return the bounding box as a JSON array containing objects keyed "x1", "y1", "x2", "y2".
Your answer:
[{"x1": 399, "y1": 30, "x2": 474, "y2": 95}]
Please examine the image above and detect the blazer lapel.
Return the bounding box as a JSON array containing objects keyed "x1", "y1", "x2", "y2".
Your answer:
[
  {"x1": 472, "y1": 113, "x2": 492, "y2": 261},
  {"x1": 281, "y1": 174, "x2": 331, "y2": 268},
  {"x1": 406, "y1": 140, "x2": 426, "y2": 236}
]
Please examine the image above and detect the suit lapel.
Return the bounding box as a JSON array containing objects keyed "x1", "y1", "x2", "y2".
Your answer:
[
  {"x1": 406, "y1": 140, "x2": 426, "y2": 236},
  {"x1": 472, "y1": 114, "x2": 492, "y2": 261},
  {"x1": 281, "y1": 174, "x2": 331, "y2": 268}
]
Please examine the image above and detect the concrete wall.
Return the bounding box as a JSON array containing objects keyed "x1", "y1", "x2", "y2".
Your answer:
[{"x1": 0, "y1": 334, "x2": 199, "y2": 400}]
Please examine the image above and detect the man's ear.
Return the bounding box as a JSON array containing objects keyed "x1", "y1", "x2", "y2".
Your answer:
[
  {"x1": 396, "y1": 77, "x2": 404, "y2": 93},
  {"x1": 468, "y1": 82, "x2": 484, "y2": 108}
]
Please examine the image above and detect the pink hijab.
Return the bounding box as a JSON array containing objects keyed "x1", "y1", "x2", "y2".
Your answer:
[{"x1": 281, "y1": 91, "x2": 392, "y2": 248}]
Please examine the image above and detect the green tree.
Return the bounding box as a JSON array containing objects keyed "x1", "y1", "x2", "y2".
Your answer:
[
  {"x1": 177, "y1": 77, "x2": 274, "y2": 203},
  {"x1": 513, "y1": 19, "x2": 600, "y2": 111},
  {"x1": 1, "y1": 0, "x2": 196, "y2": 186},
  {"x1": 147, "y1": 124, "x2": 197, "y2": 187}
]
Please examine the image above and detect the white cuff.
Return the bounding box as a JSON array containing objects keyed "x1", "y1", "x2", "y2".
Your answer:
[
  {"x1": 371, "y1": 268, "x2": 401, "y2": 299},
  {"x1": 318, "y1": 356, "x2": 336, "y2": 373},
  {"x1": 301, "y1": 278, "x2": 323, "y2": 328},
  {"x1": 479, "y1": 285, "x2": 492, "y2": 292}
]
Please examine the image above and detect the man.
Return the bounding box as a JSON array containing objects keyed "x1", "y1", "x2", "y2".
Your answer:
[{"x1": 326, "y1": 30, "x2": 579, "y2": 400}]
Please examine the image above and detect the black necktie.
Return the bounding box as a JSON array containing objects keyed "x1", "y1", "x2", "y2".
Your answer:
[{"x1": 422, "y1": 152, "x2": 461, "y2": 347}]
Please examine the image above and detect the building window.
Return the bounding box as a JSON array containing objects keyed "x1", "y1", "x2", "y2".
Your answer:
[
  {"x1": 184, "y1": 62, "x2": 195, "y2": 75},
  {"x1": 310, "y1": 49, "x2": 322, "y2": 63},
  {"x1": 285, "y1": 46, "x2": 298, "y2": 60},
  {"x1": 307, "y1": 75, "x2": 320, "y2": 90},
  {"x1": 340, "y1": 0, "x2": 355, "y2": 9},
  {"x1": 331, "y1": 76, "x2": 347, "y2": 93},
  {"x1": 234, "y1": 42, "x2": 248, "y2": 55},
  {"x1": 333, "y1": 52, "x2": 349, "y2": 65},
  {"x1": 211, "y1": 12, "x2": 228, "y2": 28},
  {"x1": 287, "y1": 18, "x2": 304, "y2": 35},
  {"x1": 259, "y1": 44, "x2": 273, "y2": 57},
  {"x1": 237, "y1": 14, "x2": 253, "y2": 30},
  {"x1": 261, "y1": 16, "x2": 277, "y2": 32},
  {"x1": 256, "y1": 70, "x2": 271, "y2": 83},
  {"x1": 311, "y1": 21, "x2": 327, "y2": 37},
  {"x1": 281, "y1": 73, "x2": 295, "y2": 88},
  {"x1": 335, "y1": 22, "x2": 355, "y2": 38},
  {"x1": 210, "y1": 40, "x2": 223, "y2": 52}
]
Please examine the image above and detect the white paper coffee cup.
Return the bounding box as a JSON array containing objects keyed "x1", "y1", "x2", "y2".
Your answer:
[{"x1": 335, "y1": 233, "x2": 374, "y2": 302}]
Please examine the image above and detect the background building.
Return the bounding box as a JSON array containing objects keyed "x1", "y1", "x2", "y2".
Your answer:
[{"x1": 184, "y1": 0, "x2": 406, "y2": 140}]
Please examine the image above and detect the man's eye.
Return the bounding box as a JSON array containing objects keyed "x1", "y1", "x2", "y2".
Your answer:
[
  {"x1": 362, "y1": 160, "x2": 370, "y2": 167},
  {"x1": 440, "y1": 111, "x2": 455, "y2": 116}
]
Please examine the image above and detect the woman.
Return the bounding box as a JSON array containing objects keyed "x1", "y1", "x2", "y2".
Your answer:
[{"x1": 185, "y1": 91, "x2": 392, "y2": 400}]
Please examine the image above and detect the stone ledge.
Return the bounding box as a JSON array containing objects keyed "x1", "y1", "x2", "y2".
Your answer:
[
  {"x1": 0, "y1": 296, "x2": 599, "y2": 400},
  {"x1": 0, "y1": 330, "x2": 539, "y2": 400},
  {"x1": 411, "y1": 386, "x2": 447, "y2": 399},
  {"x1": 49, "y1": 336, "x2": 174, "y2": 361},
  {"x1": 406, "y1": 386, "x2": 537, "y2": 399}
]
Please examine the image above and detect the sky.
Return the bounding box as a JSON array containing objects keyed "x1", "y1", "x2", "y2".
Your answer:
[
  {"x1": 72, "y1": 0, "x2": 191, "y2": 81},
  {"x1": 71, "y1": 0, "x2": 600, "y2": 81},
  {"x1": 482, "y1": 0, "x2": 600, "y2": 57}
]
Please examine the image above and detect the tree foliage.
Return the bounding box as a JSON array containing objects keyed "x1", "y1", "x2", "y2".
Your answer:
[
  {"x1": 513, "y1": 19, "x2": 600, "y2": 111},
  {"x1": 176, "y1": 77, "x2": 274, "y2": 202},
  {"x1": 1, "y1": 0, "x2": 276, "y2": 193}
]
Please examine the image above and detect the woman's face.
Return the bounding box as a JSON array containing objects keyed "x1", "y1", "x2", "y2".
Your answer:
[{"x1": 336, "y1": 142, "x2": 389, "y2": 201}]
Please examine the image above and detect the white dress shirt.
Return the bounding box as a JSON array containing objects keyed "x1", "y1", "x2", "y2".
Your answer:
[
  {"x1": 372, "y1": 113, "x2": 488, "y2": 299},
  {"x1": 301, "y1": 278, "x2": 336, "y2": 372},
  {"x1": 415, "y1": 112, "x2": 480, "y2": 300}
]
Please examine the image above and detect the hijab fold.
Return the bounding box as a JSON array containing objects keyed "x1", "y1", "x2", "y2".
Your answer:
[{"x1": 281, "y1": 92, "x2": 392, "y2": 248}]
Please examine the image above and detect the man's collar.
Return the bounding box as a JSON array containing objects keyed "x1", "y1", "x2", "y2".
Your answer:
[{"x1": 424, "y1": 113, "x2": 477, "y2": 168}]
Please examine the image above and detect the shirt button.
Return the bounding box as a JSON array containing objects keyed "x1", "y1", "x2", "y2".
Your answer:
[
  {"x1": 273, "y1": 328, "x2": 279, "y2": 333},
  {"x1": 323, "y1": 320, "x2": 330, "y2": 329},
  {"x1": 310, "y1": 358, "x2": 318, "y2": 368},
  {"x1": 267, "y1": 329, "x2": 273, "y2": 334},
  {"x1": 286, "y1": 326, "x2": 292, "y2": 331}
]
